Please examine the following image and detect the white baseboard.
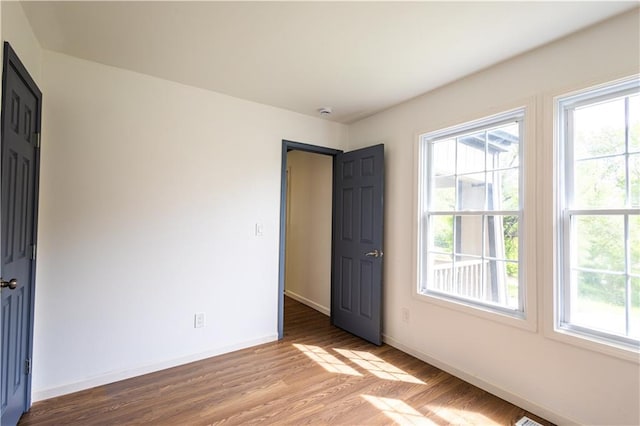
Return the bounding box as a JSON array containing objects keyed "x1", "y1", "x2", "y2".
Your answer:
[
  {"x1": 285, "y1": 290, "x2": 330, "y2": 316},
  {"x1": 32, "y1": 334, "x2": 278, "y2": 402},
  {"x1": 33, "y1": 320, "x2": 571, "y2": 423},
  {"x1": 382, "y1": 334, "x2": 576, "y2": 426}
]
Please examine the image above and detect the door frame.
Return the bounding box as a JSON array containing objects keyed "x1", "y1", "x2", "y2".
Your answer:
[
  {"x1": 0, "y1": 41, "x2": 42, "y2": 412},
  {"x1": 277, "y1": 140, "x2": 341, "y2": 339}
]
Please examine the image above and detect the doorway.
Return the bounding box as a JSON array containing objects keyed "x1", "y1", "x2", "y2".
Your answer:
[
  {"x1": 278, "y1": 140, "x2": 385, "y2": 345},
  {"x1": 277, "y1": 141, "x2": 341, "y2": 338},
  {"x1": 284, "y1": 150, "x2": 333, "y2": 316}
]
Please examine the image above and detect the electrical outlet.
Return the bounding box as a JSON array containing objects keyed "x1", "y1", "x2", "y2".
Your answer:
[
  {"x1": 402, "y1": 307, "x2": 410, "y2": 323},
  {"x1": 194, "y1": 312, "x2": 205, "y2": 328}
]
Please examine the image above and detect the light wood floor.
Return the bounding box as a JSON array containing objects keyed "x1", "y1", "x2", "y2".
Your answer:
[{"x1": 19, "y1": 297, "x2": 552, "y2": 425}]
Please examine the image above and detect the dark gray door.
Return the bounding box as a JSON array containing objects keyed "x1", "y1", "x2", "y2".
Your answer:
[
  {"x1": 331, "y1": 144, "x2": 384, "y2": 345},
  {"x1": 1, "y1": 42, "x2": 41, "y2": 426}
]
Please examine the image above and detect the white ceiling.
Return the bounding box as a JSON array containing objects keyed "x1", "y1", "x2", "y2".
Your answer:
[{"x1": 21, "y1": 1, "x2": 638, "y2": 123}]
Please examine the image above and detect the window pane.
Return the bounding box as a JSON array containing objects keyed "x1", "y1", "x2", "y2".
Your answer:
[
  {"x1": 484, "y1": 215, "x2": 519, "y2": 261},
  {"x1": 575, "y1": 215, "x2": 624, "y2": 272},
  {"x1": 458, "y1": 173, "x2": 485, "y2": 210},
  {"x1": 485, "y1": 259, "x2": 519, "y2": 309},
  {"x1": 559, "y1": 81, "x2": 640, "y2": 347},
  {"x1": 421, "y1": 109, "x2": 523, "y2": 315},
  {"x1": 574, "y1": 156, "x2": 626, "y2": 209},
  {"x1": 484, "y1": 215, "x2": 504, "y2": 259},
  {"x1": 432, "y1": 140, "x2": 456, "y2": 175},
  {"x1": 574, "y1": 97, "x2": 626, "y2": 159},
  {"x1": 505, "y1": 261, "x2": 519, "y2": 309},
  {"x1": 455, "y1": 215, "x2": 482, "y2": 256},
  {"x1": 631, "y1": 277, "x2": 640, "y2": 340},
  {"x1": 430, "y1": 215, "x2": 453, "y2": 253},
  {"x1": 571, "y1": 271, "x2": 626, "y2": 336},
  {"x1": 433, "y1": 176, "x2": 455, "y2": 211},
  {"x1": 453, "y1": 256, "x2": 485, "y2": 301},
  {"x1": 487, "y1": 123, "x2": 519, "y2": 170},
  {"x1": 488, "y1": 169, "x2": 518, "y2": 210},
  {"x1": 428, "y1": 253, "x2": 453, "y2": 293},
  {"x1": 631, "y1": 153, "x2": 639, "y2": 208},
  {"x1": 457, "y1": 133, "x2": 485, "y2": 174},
  {"x1": 630, "y1": 94, "x2": 639, "y2": 153},
  {"x1": 630, "y1": 215, "x2": 640, "y2": 276}
]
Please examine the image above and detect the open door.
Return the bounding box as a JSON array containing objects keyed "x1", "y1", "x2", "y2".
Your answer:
[
  {"x1": 331, "y1": 144, "x2": 384, "y2": 345},
  {"x1": 0, "y1": 42, "x2": 42, "y2": 426}
]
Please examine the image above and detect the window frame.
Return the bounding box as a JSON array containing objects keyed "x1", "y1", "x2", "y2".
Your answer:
[
  {"x1": 556, "y1": 77, "x2": 640, "y2": 352},
  {"x1": 416, "y1": 108, "x2": 535, "y2": 328}
]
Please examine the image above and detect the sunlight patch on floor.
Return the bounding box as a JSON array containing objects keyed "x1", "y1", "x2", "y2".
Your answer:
[
  {"x1": 362, "y1": 395, "x2": 436, "y2": 425},
  {"x1": 335, "y1": 348, "x2": 425, "y2": 384},
  {"x1": 293, "y1": 344, "x2": 362, "y2": 376},
  {"x1": 427, "y1": 404, "x2": 499, "y2": 425}
]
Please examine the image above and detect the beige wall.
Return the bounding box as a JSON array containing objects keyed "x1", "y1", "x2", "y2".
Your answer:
[
  {"x1": 285, "y1": 150, "x2": 332, "y2": 314},
  {"x1": 347, "y1": 9, "x2": 640, "y2": 425}
]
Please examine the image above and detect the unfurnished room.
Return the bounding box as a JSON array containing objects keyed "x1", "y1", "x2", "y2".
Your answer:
[{"x1": 0, "y1": 1, "x2": 639, "y2": 425}]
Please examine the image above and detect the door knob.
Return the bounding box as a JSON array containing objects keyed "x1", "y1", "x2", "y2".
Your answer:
[
  {"x1": 0, "y1": 278, "x2": 17, "y2": 290},
  {"x1": 365, "y1": 249, "x2": 383, "y2": 258}
]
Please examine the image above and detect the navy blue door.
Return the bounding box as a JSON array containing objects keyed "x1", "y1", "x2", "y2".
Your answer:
[
  {"x1": 1, "y1": 43, "x2": 41, "y2": 426},
  {"x1": 331, "y1": 144, "x2": 384, "y2": 345}
]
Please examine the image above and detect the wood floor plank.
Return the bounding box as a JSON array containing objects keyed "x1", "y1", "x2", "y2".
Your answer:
[{"x1": 19, "y1": 297, "x2": 553, "y2": 425}]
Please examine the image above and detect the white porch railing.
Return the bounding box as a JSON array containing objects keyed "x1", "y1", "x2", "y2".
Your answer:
[{"x1": 431, "y1": 259, "x2": 494, "y2": 301}]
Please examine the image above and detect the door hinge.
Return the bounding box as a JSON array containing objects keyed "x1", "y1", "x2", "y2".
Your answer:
[
  {"x1": 31, "y1": 244, "x2": 37, "y2": 261},
  {"x1": 35, "y1": 132, "x2": 41, "y2": 149},
  {"x1": 25, "y1": 358, "x2": 31, "y2": 375}
]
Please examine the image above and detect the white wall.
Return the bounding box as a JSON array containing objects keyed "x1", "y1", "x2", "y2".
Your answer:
[
  {"x1": 285, "y1": 150, "x2": 332, "y2": 314},
  {"x1": 347, "y1": 9, "x2": 640, "y2": 425},
  {"x1": 0, "y1": 1, "x2": 2, "y2": 94},
  {"x1": 1, "y1": 1, "x2": 41, "y2": 85},
  {"x1": 33, "y1": 50, "x2": 347, "y2": 399}
]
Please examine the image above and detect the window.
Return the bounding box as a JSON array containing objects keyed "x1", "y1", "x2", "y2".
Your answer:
[
  {"x1": 418, "y1": 109, "x2": 524, "y2": 316},
  {"x1": 557, "y1": 78, "x2": 640, "y2": 349}
]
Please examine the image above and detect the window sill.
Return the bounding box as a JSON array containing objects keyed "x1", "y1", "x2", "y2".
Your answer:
[
  {"x1": 545, "y1": 324, "x2": 640, "y2": 364},
  {"x1": 414, "y1": 290, "x2": 537, "y2": 332}
]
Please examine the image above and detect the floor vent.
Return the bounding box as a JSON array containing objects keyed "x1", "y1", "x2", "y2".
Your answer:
[{"x1": 515, "y1": 416, "x2": 543, "y2": 426}]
